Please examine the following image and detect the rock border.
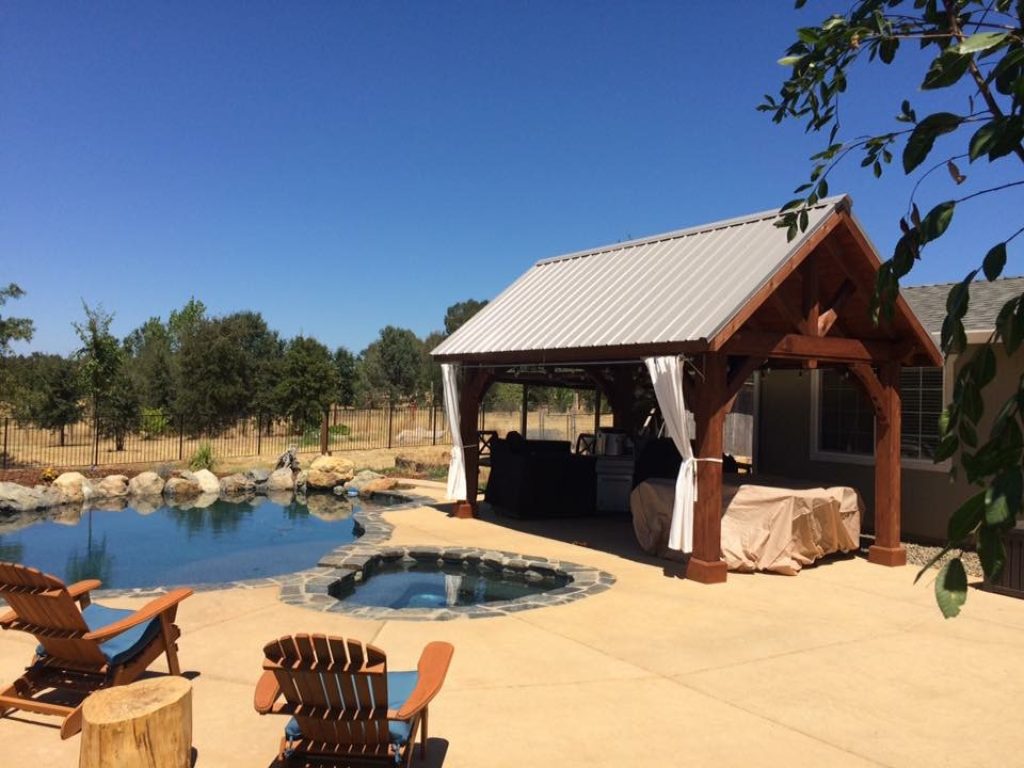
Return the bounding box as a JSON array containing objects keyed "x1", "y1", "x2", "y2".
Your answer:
[{"x1": 283, "y1": 543, "x2": 615, "y2": 621}]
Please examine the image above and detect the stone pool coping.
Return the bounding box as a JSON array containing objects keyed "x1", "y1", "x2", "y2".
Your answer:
[{"x1": 92, "y1": 488, "x2": 616, "y2": 619}]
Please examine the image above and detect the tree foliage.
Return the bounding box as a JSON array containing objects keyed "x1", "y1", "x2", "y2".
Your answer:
[
  {"x1": 443, "y1": 298, "x2": 488, "y2": 335},
  {"x1": 0, "y1": 283, "x2": 35, "y2": 404},
  {"x1": 763, "y1": 0, "x2": 1024, "y2": 615},
  {"x1": 23, "y1": 355, "x2": 84, "y2": 446},
  {"x1": 359, "y1": 326, "x2": 425, "y2": 404},
  {"x1": 274, "y1": 336, "x2": 339, "y2": 431}
]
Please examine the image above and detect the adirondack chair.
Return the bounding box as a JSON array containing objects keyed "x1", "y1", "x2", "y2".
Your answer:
[
  {"x1": 0, "y1": 562, "x2": 192, "y2": 739},
  {"x1": 254, "y1": 634, "x2": 454, "y2": 767}
]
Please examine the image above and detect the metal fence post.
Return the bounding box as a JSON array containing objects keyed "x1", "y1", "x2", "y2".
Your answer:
[
  {"x1": 256, "y1": 412, "x2": 263, "y2": 456},
  {"x1": 178, "y1": 414, "x2": 185, "y2": 461},
  {"x1": 2, "y1": 417, "x2": 8, "y2": 470},
  {"x1": 387, "y1": 401, "x2": 394, "y2": 449},
  {"x1": 430, "y1": 397, "x2": 437, "y2": 446}
]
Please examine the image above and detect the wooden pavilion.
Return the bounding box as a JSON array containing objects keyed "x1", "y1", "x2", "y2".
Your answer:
[{"x1": 432, "y1": 196, "x2": 941, "y2": 584}]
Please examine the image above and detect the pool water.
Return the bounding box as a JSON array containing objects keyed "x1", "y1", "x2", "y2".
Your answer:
[
  {"x1": 329, "y1": 560, "x2": 570, "y2": 609},
  {"x1": 0, "y1": 495, "x2": 398, "y2": 589}
]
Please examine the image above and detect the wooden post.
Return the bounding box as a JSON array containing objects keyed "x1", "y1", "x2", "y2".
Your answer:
[
  {"x1": 320, "y1": 409, "x2": 329, "y2": 455},
  {"x1": 688, "y1": 353, "x2": 729, "y2": 584},
  {"x1": 593, "y1": 389, "x2": 601, "y2": 436},
  {"x1": 868, "y1": 361, "x2": 906, "y2": 566},
  {"x1": 453, "y1": 369, "x2": 490, "y2": 518},
  {"x1": 79, "y1": 677, "x2": 192, "y2": 768}
]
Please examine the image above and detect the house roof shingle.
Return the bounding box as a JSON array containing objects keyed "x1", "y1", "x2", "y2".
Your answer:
[{"x1": 903, "y1": 277, "x2": 1024, "y2": 336}]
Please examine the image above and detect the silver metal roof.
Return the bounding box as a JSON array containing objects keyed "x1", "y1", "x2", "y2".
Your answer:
[{"x1": 433, "y1": 196, "x2": 850, "y2": 359}]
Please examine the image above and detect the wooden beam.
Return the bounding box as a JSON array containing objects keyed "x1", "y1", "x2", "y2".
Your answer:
[
  {"x1": 767, "y1": 290, "x2": 806, "y2": 333},
  {"x1": 817, "y1": 279, "x2": 856, "y2": 337},
  {"x1": 800, "y1": 255, "x2": 820, "y2": 337},
  {"x1": 725, "y1": 356, "x2": 765, "y2": 413},
  {"x1": 708, "y1": 211, "x2": 845, "y2": 351},
  {"x1": 847, "y1": 363, "x2": 889, "y2": 425},
  {"x1": 687, "y1": 354, "x2": 729, "y2": 585},
  {"x1": 868, "y1": 361, "x2": 906, "y2": 566},
  {"x1": 453, "y1": 368, "x2": 493, "y2": 518},
  {"x1": 723, "y1": 331, "x2": 905, "y2": 364}
]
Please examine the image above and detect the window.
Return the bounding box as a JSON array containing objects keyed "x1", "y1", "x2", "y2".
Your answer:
[
  {"x1": 900, "y1": 367, "x2": 944, "y2": 461},
  {"x1": 812, "y1": 366, "x2": 945, "y2": 465}
]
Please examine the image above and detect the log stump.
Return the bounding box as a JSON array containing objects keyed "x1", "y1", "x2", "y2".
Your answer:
[{"x1": 79, "y1": 677, "x2": 192, "y2": 768}]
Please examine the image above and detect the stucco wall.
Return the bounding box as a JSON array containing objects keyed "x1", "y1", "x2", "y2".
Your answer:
[{"x1": 757, "y1": 344, "x2": 1024, "y2": 543}]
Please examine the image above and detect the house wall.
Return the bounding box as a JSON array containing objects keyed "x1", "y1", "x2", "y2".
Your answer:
[{"x1": 757, "y1": 344, "x2": 1024, "y2": 543}]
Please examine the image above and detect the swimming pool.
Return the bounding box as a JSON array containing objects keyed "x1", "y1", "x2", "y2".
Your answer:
[{"x1": 0, "y1": 494, "x2": 403, "y2": 590}]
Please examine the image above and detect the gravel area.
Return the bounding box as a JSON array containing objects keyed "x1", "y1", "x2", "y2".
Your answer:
[{"x1": 905, "y1": 542, "x2": 984, "y2": 579}]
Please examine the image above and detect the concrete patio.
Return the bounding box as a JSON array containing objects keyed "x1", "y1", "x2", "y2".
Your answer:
[{"x1": 2, "y1": 481, "x2": 1022, "y2": 767}]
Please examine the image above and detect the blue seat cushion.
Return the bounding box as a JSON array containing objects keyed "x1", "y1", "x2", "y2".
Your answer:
[
  {"x1": 285, "y1": 670, "x2": 419, "y2": 745},
  {"x1": 36, "y1": 603, "x2": 163, "y2": 667}
]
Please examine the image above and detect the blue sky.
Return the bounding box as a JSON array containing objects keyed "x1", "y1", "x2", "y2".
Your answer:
[{"x1": 3, "y1": 2, "x2": 1021, "y2": 356}]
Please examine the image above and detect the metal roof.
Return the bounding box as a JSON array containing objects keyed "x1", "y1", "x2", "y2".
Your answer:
[
  {"x1": 433, "y1": 196, "x2": 849, "y2": 359},
  {"x1": 904, "y1": 276, "x2": 1024, "y2": 336}
]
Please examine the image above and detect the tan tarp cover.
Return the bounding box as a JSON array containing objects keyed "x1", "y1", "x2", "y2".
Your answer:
[{"x1": 630, "y1": 477, "x2": 862, "y2": 574}]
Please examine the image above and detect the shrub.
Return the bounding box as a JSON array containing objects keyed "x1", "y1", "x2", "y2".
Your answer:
[
  {"x1": 189, "y1": 441, "x2": 215, "y2": 472},
  {"x1": 299, "y1": 423, "x2": 351, "y2": 448},
  {"x1": 39, "y1": 466, "x2": 58, "y2": 484},
  {"x1": 140, "y1": 408, "x2": 169, "y2": 438}
]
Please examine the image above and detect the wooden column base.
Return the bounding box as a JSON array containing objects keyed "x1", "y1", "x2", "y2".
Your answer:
[
  {"x1": 867, "y1": 544, "x2": 907, "y2": 567},
  {"x1": 685, "y1": 557, "x2": 728, "y2": 584},
  {"x1": 452, "y1": 501, "x2": 477, "y2": 519}
]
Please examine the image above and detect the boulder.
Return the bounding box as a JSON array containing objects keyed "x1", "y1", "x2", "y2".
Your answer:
[
  {"x1": 0, "y1": 482, "x2": 59, "y2": 514},
  {"x1": 94, "y1": 475, "x2": 129, "y2": 498},
  {"x1": 295, "y1": 470, "x2": 308, "y2": 493},
  {"x1": 163, "y1": 475, "x2": 202, "y2": 499},
  {"x1": 265, "y1": 489, "x2": 295, "y2": 507},
  {"x1": 220, "y1": 473, "x2": 256, "y2": 496},
  {"x1": 53, "y1": 472, "x2": 91, "y2": 504},
  {"x1": 345, "y1": 470, "x2": 398, "y2": 497},
  {"x1": 129, "y1": 471, "x2": 165, "y2": 497},
  {"x1": 275, "y1": 447, "x2": 301, "y2": 473},
  {"x1": 191, "y1": 469, "x2": 221, "y2": 495},
  {"x1": 265, "y1": 468, "x2": 295, "y2": 492},
  {"x1": 245, "y1": 468, "x2": 271, "y2": 485},
  {"x1": 307, "y1": 455, "x2": 355, "y2": 490}
]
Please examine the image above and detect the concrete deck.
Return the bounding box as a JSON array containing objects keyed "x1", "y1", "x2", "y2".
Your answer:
[{"x1": 3, "y1": 482, "x2": 1023, "y2": 767}]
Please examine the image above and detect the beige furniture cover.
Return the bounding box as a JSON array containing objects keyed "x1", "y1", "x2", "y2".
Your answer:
[{"x1": 630, "y1": 477, "x2": 862, "y2": 574}]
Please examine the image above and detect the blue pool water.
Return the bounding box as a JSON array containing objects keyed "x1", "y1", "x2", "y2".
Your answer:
[
  {"x1": 0, "y1": 495, "x2": 397, "y2": 589},
  {"x1": 330, "y1": 561, "x2": 569, "y2": 609}
]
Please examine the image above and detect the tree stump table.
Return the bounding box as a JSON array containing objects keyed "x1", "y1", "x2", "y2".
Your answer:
[{"x1": 79, "y1": 677, "x2": 192, "y2": 768}]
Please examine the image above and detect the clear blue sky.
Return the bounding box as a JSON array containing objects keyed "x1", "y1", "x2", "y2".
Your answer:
[{"x1": 3, "y1": 2, "x2": 1021, "y2": 356}]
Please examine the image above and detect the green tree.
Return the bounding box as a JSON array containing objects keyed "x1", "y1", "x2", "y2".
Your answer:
[
  {"x1": 176, "y1": 317, "x2": 252, "y2": 434},
  {"x1": 73, "y1": 304, "x2": 122, "y2": 416},
  {"x1": 167, "y1": 297, "x2": 207, "y2": 353},
  {"x1": 333, "y1": 347, "x2": 357, "y2": 406},
  {"x1": 359, "y1": 326, "x2": 425, "y2": 404},
  {"x1": 97, "y1": 369, "x2": 141, "y2": 451},
  {"x1": 763, "y1": 0, "x2": 1024, "y2": 616},
  {"x1": 274, "y1": 336, "x2": 339, "y2": 432},
  {"x1": 25, "y1": 355, "x2": 84, "y2": 447},
  {"x1": 0, "y1": 283, "x2": 35, "y2": 404},
  {"x1": 443, "y1": 298, "x2": 488, "y2": 335},
  {"x1": 125, "y1": 317, "x2": 176, "y2": 411}
]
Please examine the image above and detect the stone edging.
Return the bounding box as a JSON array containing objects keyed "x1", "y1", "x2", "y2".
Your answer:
[{"x1": 275, "y1": 500, "x2": 616, "y2": 620}]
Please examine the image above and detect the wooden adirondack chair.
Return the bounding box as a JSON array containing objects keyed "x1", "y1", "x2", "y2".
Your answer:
[
  {"x1": 0, "y1": 562, "x2": 192, "y2": 739},
  {"x1": 254, "y1": 634, "x2": 454, "y2": 767}
]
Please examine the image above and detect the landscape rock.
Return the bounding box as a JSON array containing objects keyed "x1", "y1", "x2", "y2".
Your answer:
[
  {"x1": 191, "y1": 469, "x2": 221, "y2": 495},
  {"x1": 163, "y1": 475, "x2": 202, "y2": 499},
  {"x1": 265, "y1": 467, "x2": 295, "y2": 492},
  {"x1": 265, "y1": 489, "x2": 295, "y2": 507},
  {"x1": 129, "y1": 471, "x2": 165, "y2": 497},
  {"x1": 0, "y1": 482, "x2": 60, "y2": 514},
  {"x1": 345, "y1": 469, "x2": 398, "y2": 497},
  {"x1": 295, "y1": 470, "x2": 308, "y2": 493},
  {"x1": 246, "y1": 468, "x2": 271, "y2": 485},
  {"x1": 307, "y1": 455, "x2": 355, "y2": 490},
  {"x1": 53, "y1": 472, "x2": 91, "y2": 504},
  {"x1": 275, "y1": 447, "x2": 301, "y2": 473},
  {"x1": 94, "y1": 475, "x2": 130, "y2": 498},
  {"x1": 87, "y1": 497, "x2": 128, "y2": 513},
  {"x1": 220, "y1": 473, "x2": 256, "y2": 496}
]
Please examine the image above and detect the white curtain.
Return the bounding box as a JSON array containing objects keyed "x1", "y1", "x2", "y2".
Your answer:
[
  {"x1": 441, "y1": 363, "x2": 467, "y2": 501},
  {"x1": 644, "y1": 356, "x2": 695, "y2": 553}
]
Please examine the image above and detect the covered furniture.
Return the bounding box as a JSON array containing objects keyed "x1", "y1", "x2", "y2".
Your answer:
[
  {"x1": 0, "y1": 562, "x2": 192, "y2": 739},
  {"x1": 630, "y1": 478, "x2": 862, "y2": 574},
  {"x1": 485, "y1": 433, "x2": 596, "y2": 517},
  {"x1": 254, "y1": 634, "x2": 454, "y2": 768}
]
